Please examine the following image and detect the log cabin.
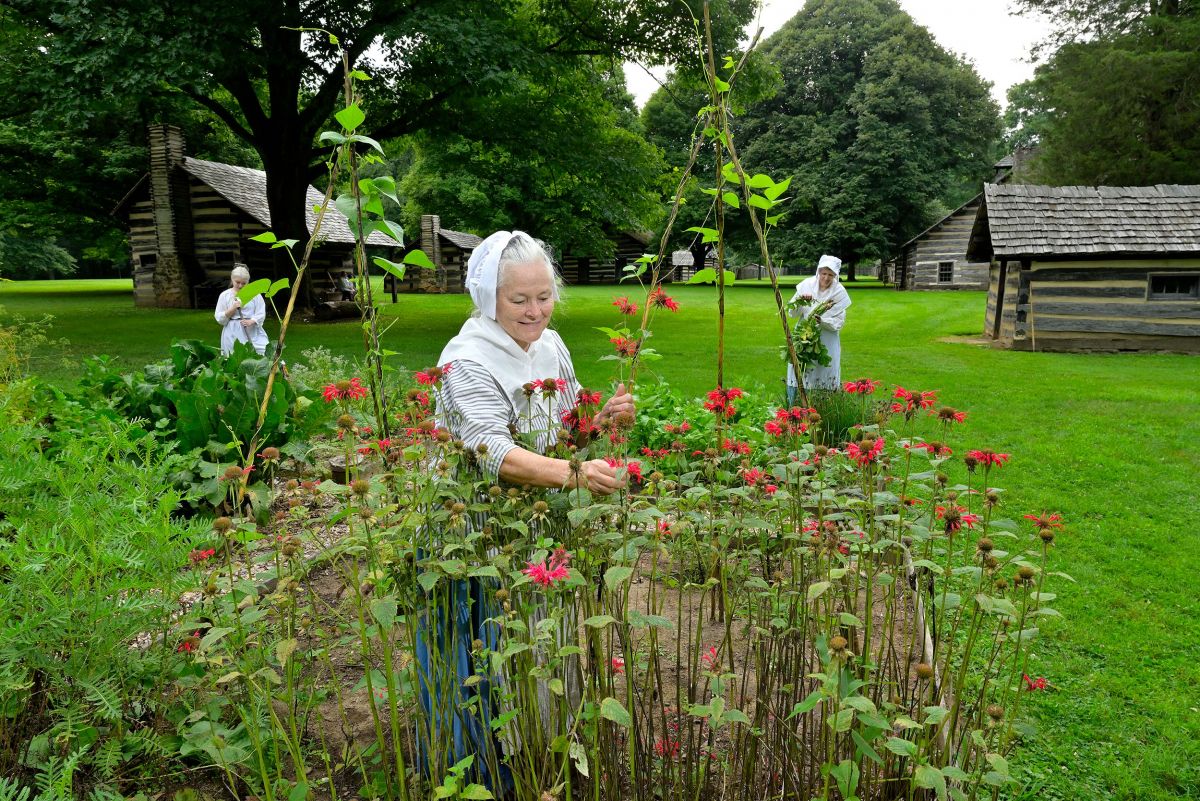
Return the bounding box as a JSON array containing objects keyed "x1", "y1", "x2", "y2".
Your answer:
[{"x1": 967, "y1": 183, "x2": 1200, "y2": 352}]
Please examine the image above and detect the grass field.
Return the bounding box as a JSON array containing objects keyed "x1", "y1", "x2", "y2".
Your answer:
[{"x1": 3, "y1": 278, "x2": 1199, "y2": 799}]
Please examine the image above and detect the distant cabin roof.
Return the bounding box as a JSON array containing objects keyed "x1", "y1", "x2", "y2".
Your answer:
[
  {"x1": 179, "y1": 158, "x2": 395, "y2": 246},
  {"x1": 438, "y1": 228, "x2": 482, "y2": 250},
  {"x1": 967, "y1": 183, "x2": 1200, "y2": 261},
  {"x1": 993, "y1": 155, "x2": 1015, "y2": 169}
]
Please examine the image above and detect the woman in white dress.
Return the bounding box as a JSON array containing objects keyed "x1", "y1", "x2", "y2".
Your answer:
[
  {"x1": 786, "y1": 254, "x2": 852, "y2": 399},
  {"x1": 214, "y1": 264, "x2": 268, "y2": 356}
]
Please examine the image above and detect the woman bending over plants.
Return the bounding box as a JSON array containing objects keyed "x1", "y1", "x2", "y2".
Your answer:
[{"x1": 416, "y1": 231, "x2": 634, "y2": 790}]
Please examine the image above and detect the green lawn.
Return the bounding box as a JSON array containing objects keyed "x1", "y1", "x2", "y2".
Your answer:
[{"x1": 3, "y1": 278, "x2": 1199, "y2": 799}]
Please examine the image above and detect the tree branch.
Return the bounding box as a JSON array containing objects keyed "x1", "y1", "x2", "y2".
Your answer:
[{"x1": 178, "y1": 86, "x2": 255, "y2": 143}]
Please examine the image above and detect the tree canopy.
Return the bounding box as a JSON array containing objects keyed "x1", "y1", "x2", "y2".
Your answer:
[
  {"x1": 6, "y1": 0, "x2": 756, "y2": 280},
  {"x1": 728, "y1": 0, "x2": 1001, "y2": 271},
  {"x1": 1006, "y1": 2, "x2": 1200, "y2": 185}
]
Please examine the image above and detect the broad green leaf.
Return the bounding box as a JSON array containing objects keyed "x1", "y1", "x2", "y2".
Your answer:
[
  {"x1": 468, "y1": 565, "x2": 500, "y2": 579},
  {"x1": 269, "y1": 239, "x2": 299, "y2": 250},
  {"x1": 748, "y1": 194, "x2": 774, "y2": 210},
  {"x1": 807, "y1": 580, "x2": 831, "y2": 601},
  {"x1": 684, "y1": 226, "x2": 719, "y2": 243},
  {"x1": 370, "y1": 597, "x2": 398, "y2": 628},
  {"x1": 349, "y1": 69, "x2": 372, "y2": 81},
  {"x1": 336, "y1": 104, "x2": 365, "y2": 132},
  {"x1": 348, "y1": 133, "x2": 385, "y2": 155},
  {"x1": 604, "y1": 565, "x2": 633, "y2": 592},
  {"x1": 267, "y1": 278, "x2": 290, "y2": 298},
  {"x1": 764, "y1": 176, "x2": 792, "y2": 201},
  {"x1": 788, "y1": 690, "x2": 823, "y2": 719},
  {"x1": 688, "y1": 268, "x2": 717, "y2": 284},
  {"x1": 236, "y1": 279, "x2": 271, "y2": 305},
  {"x1": 851, "y1": 730, "x2": 883, "y2": 765},
  {"x1": 248, "y1": 231, "x2": 277, "y2": 244},
  {"x1": 600, "y1": 697, "x2": 631, "y2": 728},
  {"x1": 376, "y1": 219, "x2": 404, "y2": 243},
  {"x1": 275, "y1": 638, "x2": 299, "y2": 666},
  {"x1": 722, "y1": 191, "x2": 740, "y2": 209},
  {"x1": 915, "y1": 765, "x2": 947, "y2": 801},
  {"x1": 403, "y1": 249, "x2": 435, "y2": 269},
  {"x1": 884, "y1": 737, "x2": 918, "y2": 758},
  {"x1": 583, "y1": 614, "x2": 617, "y2": 629},
  {"x1": 317, "y1": 131, "x2": 347, "y2": 145},
  {"x1": 570, "y1": 742, "x2": 589, "y2": 778},
  {"x1": 460, "y1": 786, "x2": 494, "y2": 800},
  {"x1": 713, "y1": 76, "x2": 730, "y2": 92},
  {"x1": 746, "y1": 173, "x2": 775, "y2": 189},
  {"x1": 373, "y1": 257, "x2": 406, "y2": 280}
]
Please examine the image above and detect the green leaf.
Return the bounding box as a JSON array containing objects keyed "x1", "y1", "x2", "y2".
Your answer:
[
  {"x1": 269, "y1": 239, "x2": 299, "y2": 250},
  {"x1": 373, "y1": 257, "x2": 406, "y2": 281},
  {"x1": 349, "y1": 69, "x2": 372, "y2": 81},
  {"x1": 569, "y1": 741, "x2": 589, "y2": 778},
  {"x1": 403, "y1": 249, "x2": 435, "y2": 269},
  {"x1": 236, "y1": 279, "x2": 271, "y2": 305},
  {"x1": 764, "y1": 176, "x2": 792, "y2": 201},
  {"x1": 807, "y1": 580, "x2": 831, "y2": 601},
  {"x1": 788, "y1": 690, "x2": 823, "y2": 718},
  {"x1": 583, "y1": 614, "x2": 617, "y2": 629},
  {"x1": 851, "y1": 730, "x2": 883, "y2": 765},
  {"x1": 336, "y1": 104, "x2": 366, "y2": 132},
  {"x1": 266, "y1": 278, "x2": 290, "y2": 298},
  {"x1": 288, "y1": 781, "x2": 309, "y2": 801},
  {"x1": 275, "y1": 638, "x2": 299, "y2": 666},
  {"x1": 688, "y1": 268, "x2": 717, "y2": 284},
  {"x1": 348, "y1": 133, "x2": 385, "y2": 155},
  {"x1": 376, "y1": 219, "x2": 404, "y2": 243},
  {"x1": 600, "y1": 697, "x2": 631, "y2": 728},
  {"x1": 746, "y1": 173, "x2": 775, "y2": 189},
  {"x1": 684, "y1": 226, "x2": 719, "y2": 243},
  {"x1": 713, "y1": 76, "x2": 730, "y2": 92},
  {"x1": 885, "y1": 737, "x2": 918, "y2": 758},
  {"x1": 468, "y1": 565, "x2": 500, "y2": 579},
  {"x1": 748, "y1": 194, "x2": 774, "y2": 210},
  {"x1": 317, "y1": 131, "x2": 347, "y2": 145},
  {"x1": 915, "y1": 765, "x2": 947, "y2": 801},
  {"x1": 604, "y1": 565, "x2": 634, "y2": 592},
  {"x1": 248, "y1": 231, "x2": 277, "y2": 244},
  {"x1": 721, "y1": 191, "x2": 740, "y2": 209},
  {"x1": 370, "y1": 597, "x2": 398, "y2": 628},
  {"x1": 460, "y1": 786, "x2": 494, "y2": 800}
]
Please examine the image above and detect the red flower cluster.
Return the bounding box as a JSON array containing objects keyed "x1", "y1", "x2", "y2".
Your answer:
[
  {"x1": 577, "y1": 388, "x2": 603, "y2": 406},
  {"x1": 604, "y1": 457, "x2": 643, "y2": 483},
  {"x1": 907, "y1": 441, "x2": 953, "y2": 457},
  {"x1": 323, "y1": 377, "x2": 369, "y2": 403},
  {"x1": 935, "y1": 504, "x2": 980, "y2": 531},
  {"x1": 358, "y1": 438, "x2": 393, "y2": 455},
  {"x1": 764, "y1": 483, "x2": 778, "y2": 495},
  {"x1": 844, "y1": 378, "x2": 881, "y2": 395},
  {"x1": 966, "y1": 449, "x2": 1011, "y2": 468},
  {"x1": 663, "y1": 421, "x2": 691, "y2": 435},
  {"x1": 765, "y1": 407, "x2": 813, "y2": 438},
  {"x1": 654, "y1": 739, "x2": 681, "y2": 759},
  {"x1": 845, "y1": 437, "x2": 885, "y2": 467},
  {"x1": 1023, "y1": 512, "x2": 1064, "y2": 529},
  {"x1": 415, "y1": 364, "x2": 453, "y2": 386},
  {"x1": 531, "y1": 377, "x2": 568, "y2": 396},
  {"x1": 701, "y1": 645, "x2": 719, "y2": 671},
  {"x1": 891, "y1": 386, "x2": 937, "y2": 416},
  {"x1": 610, "y1": 337, "x2": 640, "y2": 358},
  {"x1": 704, "y1": 386, "x2": 744, "y2": 417},
  {"x1": 1023, "y1": 674, "x2": 1049, "y2": 691},
  {"x1": 722, "y1": 438, "x2": 751, "y2": 455},
  {"x1": 612, "y1": 296, "x2": 638, "y2": 315},
  {"x1": 177, "y1": 631, "x2": 201, "y2": 653},
  {"x1": 524, "y1": 548, "x2": 572, "y2": 588},
  {"x1": 648, "y1": 288, "x2": 680, "y2": 312},
  {"x1": 188, "y1": 548, "x2": 216, "y2": 565},
  {"x1": 611, "y1": 657, "x2": 626, "y2": 674},
  {"x1": 640, "y1": 447, "x2": 670, "y2": 459},
  {"x1": 742, "y1": 467, "x2": 766, "y2": 486}
]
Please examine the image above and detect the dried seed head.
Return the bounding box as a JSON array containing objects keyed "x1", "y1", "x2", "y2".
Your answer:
[
  {"x1": 946, "y1": 490, "x2": 958, "y2": 503},
  {"x1": 985, "y1": 491, "x2": 1000, "y2": 508},
  {"x1": 984, "y1": 554, "x2": 1000, "y2": 570},
  {"x1": 476, "y1": 443, "x2": 489, "y2": 456},
  {"x1": 452, "y1": 502, "x2": 467, "y2": 515},
  {"x1": 963, "y1": 454, "x2": 979, "y2": 472},
  {"x1": 286, "y1": 479, "x2": 299, "y2": 491},
  {"x1": 615, "y1": 411, "x2": 634, "y2": 430},
  {"x1": 915, "y1": 663, "x2": 934, "y2": 681},
  {"x1": 436, "y1": 430, "x2": 451, "y2": 443},
  {"x1": 1017, "y1": 565, "x2": 1036, "y2": 581},
  {"x1": 222, "y1": 465, "x2": 244, "y2": 481},
  {"x1": 442, "y1": 498, "x2": 456, "y2": 511},
  {"x1": 994, "y1": 577, "x2": 1009, "y2": 592},
  {"x1": 351, "y1": 479, "x2": 370, "y2": 497},
  {"x1": 337, "y1": 414, "x2": 356, "y2": 430},
  {"x1": 977, "y1": 538, "x2": 994, "y2": 553},
  {"x1": 260, "y1": 447, "x2": 280, "y2": 460},
  {"x1": 815, "y1": 444, "x2": 829, "y2": 457},
  {"x1": 507, "y1": 487, "x2": 521, "y2": 499},
  {"x1": 650, "y1": 471, "x2": 664, "y2": 483},
  {"x1": 213, "y1": 516, "x2": 234, "y2": 533},
  {"x1": 986, "y1": 704, "x2": 1005, "y2": 721},
  {"x1": 281, "y1": 536, "x2": 302, "y2": 557},
  {"x1": 334, "y1": 380, "x2": 352, "y2": 394},
  {"x1": 472, "y1": 638, "x2": 484, "y2": 653},
  {"x1": 936, "y1": 471, "x2": 948, "y2": 486},
  {"x1": 1039, "y1": 528, "x2": 1056, "y2": 544},
  {"x1": 829, "y1": 635, "x2": 849, "y2": 653},
  {"x1": 532, "y1": 500, "x2": 549, "y2": 514},
  {"x1": 494, "y1": 589, "x2": 509, "y2": 601}
]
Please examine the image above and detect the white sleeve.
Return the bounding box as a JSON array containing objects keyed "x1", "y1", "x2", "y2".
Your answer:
[
  {"x1": 214, "y1": 291, "x2": 231, "y2": 325},
  {"x1": 248, "y1": 296, "x2": 267, "y2": 326}
]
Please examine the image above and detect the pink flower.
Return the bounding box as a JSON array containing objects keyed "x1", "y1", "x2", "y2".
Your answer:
[
  {"x1": 742, "y1": 467, "x2": 765, "y2": 487},
  {"x1": 1023, "y1": 674, "x2": 1049, "y2": 691},
  {"x1": 764, "y1": 484, "x2": 778, "y2": 495},
  {"x1": 701, "y1": 646, "x2": 719, "y2": 671},
  {"x1": 188, "y1": 548, "x2": 216, "y2": 565},
  {"x1": 1024, "y1": 512, "x2": 1064, "y2": 530},
  {"x1": 704, "y1": 387, "x2": 744, "y2": 418},
  {"x1": 524, "y1": 548, "x2": 572, "y2": 588},
  {"x1": 611, "y1": 337, "x2": 640, "y2": 358},
  {"x1": 604, "y1": 457, "x2": 643, "y2": 483},
  {"x1": 845, "y1": 437, "x2": 885, "y2": 467},
  {"x1": 653, "y1": 739, "x2": 681, "y2": 759},
  {"x1": 611, "y1": 657, "x2": 625, "y2": 675},
  {"x1": 843, "y1": 378, "x2": 881, "y2": 395},
  {"x1": 966, "y1": 449, "x2": 1011, "y2": 469}
]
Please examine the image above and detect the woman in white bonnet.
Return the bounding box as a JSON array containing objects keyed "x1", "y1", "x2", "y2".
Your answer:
[
  {"x1": 786, "y1": 254, "x2": 852, "y2": 399},
  {"x1": 213, "y1": 263, "x2": 268, "y2": 356},
  {"x1": 415, "y1": 230, "x2": 634, "y2": 789}
]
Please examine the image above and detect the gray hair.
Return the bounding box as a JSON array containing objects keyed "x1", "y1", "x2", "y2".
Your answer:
[
  {"x1": 231, "y1": 264, "x2": 251, "y2": 283},
  {"x1": 497, "y1": 233, "x2": 562, "y2": 298}
]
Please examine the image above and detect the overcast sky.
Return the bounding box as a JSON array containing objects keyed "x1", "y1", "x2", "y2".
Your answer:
[{"x1": 623, "y1": 0, "x2": 1054, "y2": 109}]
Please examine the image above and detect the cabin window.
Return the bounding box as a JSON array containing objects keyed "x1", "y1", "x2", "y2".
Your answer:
[
  {"x1": 136, "y1": 253, "x2": 157, "y2": 272},
  {"x1": 214, "y1": 251, "x2": 236, "y2": 268},
  {"x1": 937, "y1": 262, "x2": 954, "y2": 283},
  {"x1": 1148, "y1": 274, "x2": 1200, "y2": 300}
]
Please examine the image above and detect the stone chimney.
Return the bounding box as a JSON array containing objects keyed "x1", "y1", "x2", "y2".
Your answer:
[
  {"x1": 418, "y1": 214, "x2": 445, "y2": 293},
  {"x1": 145, "y1": 124, "x2": 196, "y2": 308}
]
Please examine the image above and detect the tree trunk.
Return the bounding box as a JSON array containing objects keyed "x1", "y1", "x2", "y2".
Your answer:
[
  {"x1": 261, "y1": 139, "x2": 315, "y2": 307},
  {"x1": 845, "y1": 261, "x2": 857, "y2": 281}
]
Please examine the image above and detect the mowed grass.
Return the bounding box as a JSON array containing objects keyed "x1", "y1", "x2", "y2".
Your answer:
[{"x1": 4, "y1": 278, "x2": 1200, "y2": 799}]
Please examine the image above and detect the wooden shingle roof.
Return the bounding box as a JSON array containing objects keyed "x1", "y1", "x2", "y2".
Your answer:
[
  {"x1": 438, "y1": 228, "x2": 482, "y2": 250},
  {"x1": 180, "y1": 158, "x2": 394, "y2": 246},
  {"x1": 967, "y1": 183, "x2": 1200, "y2": 261}
]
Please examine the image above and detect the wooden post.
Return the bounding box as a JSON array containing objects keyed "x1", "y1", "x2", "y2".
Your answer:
[{"x1": 992, "y1": 259, "x2": 1008, "y2": 340}]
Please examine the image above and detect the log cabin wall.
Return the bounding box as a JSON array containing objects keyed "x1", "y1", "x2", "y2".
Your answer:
[
  {"x1": 1020, "y1": 258, "x2": 1200, "y2": 352},
  {"x1": 903, "y1": 199, "x2": 990, "y2": 290},
  {"x1": 983, "y1": 261, "x2": 1021, "y2": 345}
]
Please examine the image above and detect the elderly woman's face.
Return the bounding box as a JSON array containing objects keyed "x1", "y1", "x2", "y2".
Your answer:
[
  {"x1": 496, "y1": 260, "x2": 555, "y2": 351},
  {"x1": 818, "y1": 267, "x2": 836, "y2": 291},
  {"x1": 231, "y1": 274, "x2": 248, "y2": 290}
]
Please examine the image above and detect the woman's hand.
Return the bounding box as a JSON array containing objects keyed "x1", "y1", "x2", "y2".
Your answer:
[
  {"x1": 240, "y1": 318, "x2": 256, "y2": 329},
  {"x1": 595, "y1": 383, "x2": 635, "y2": 427},
  {"x1": 574, "y1": 458, "x2": 626, "y2": 496}
]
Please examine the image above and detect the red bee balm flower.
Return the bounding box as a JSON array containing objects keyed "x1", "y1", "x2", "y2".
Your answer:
[
  {"x1": 323, "y1": 377, "x2": 369, "y2": 402},
  {"x1": 701, "y1": 646, "x2": 719, "y2": 671},
  {"x1": 1024, "y1": 512, "x2": 1064, "y2": 529},
  {"x1": 612, "y1": 296, "x2": 638, "y2": 315},
  {"x1": 704, "y1": 387, "x2": 744, "y2": 417},
  {"x1": 1023, "y1": 674, "x2": 1049, "y2": 691},
  {"x1": 604, "y1": 457, "x2": 643, "y2": 483},
  {"x1": 611, "y1": 657, "x2": 626, "y2": 674},
  {"x1": 967, "y1": 449, "x2": 1011, "y2": 468},
  {"x1": 843, "y1": 378, "x2": 881, "y2": 395},
  {"x1": 610, "y1": 337, "x2": 640, "y2": 358},
  {"x1": 845, "y1": 437, "x2": 885, "y2": 467},
  {"x1": 524, "y1": 548, "x2": 571, "y2": 588},
  {"x1": 647, "y1": 288, "x2": 680, "y2": 312}
]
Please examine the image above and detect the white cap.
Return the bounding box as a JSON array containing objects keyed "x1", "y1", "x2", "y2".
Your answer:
[{"x1": 817, "y1": 254, "x2": 842, "y2": 276}]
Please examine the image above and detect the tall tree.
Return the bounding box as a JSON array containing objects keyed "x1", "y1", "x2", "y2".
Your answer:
[
  {"x1": 400, "y1": 66, "x2": 667, "y2": 260},
  {"x1": 1007, "y1": 2, "x2": 1200, "y2": 184},
  {"x1": 6, "y1": 0, "x2": 755, "y2": 281},
  {"x1": 731, "y1": 0, "x2": 1001, "y2": 272}
]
